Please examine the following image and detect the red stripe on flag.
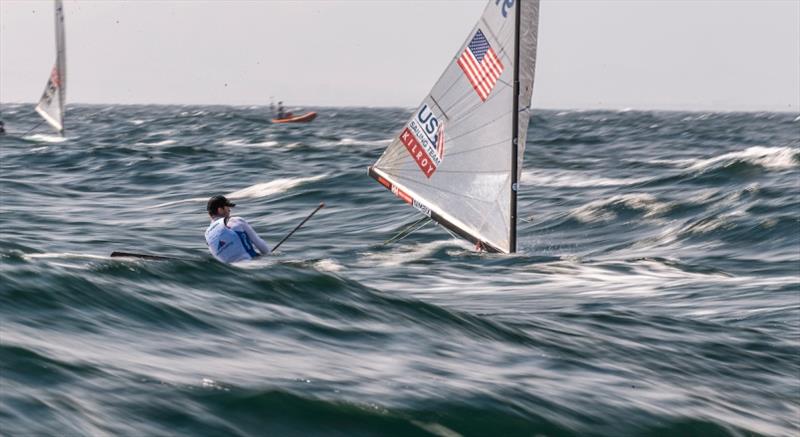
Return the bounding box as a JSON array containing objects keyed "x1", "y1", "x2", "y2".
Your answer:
[
  {"x1": 457, "y1": 45, "x2": 504, "y2": 101},
  {"x1": 465, "y1": 52, "x2": 491, "y2": 99},
  {"x1": 458, "y1": 52, "x2": 488, "y2": 101}
]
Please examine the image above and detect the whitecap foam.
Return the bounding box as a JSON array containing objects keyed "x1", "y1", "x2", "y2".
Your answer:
[
  {"x1": 134, "y1": 139, "x2": 176, "y2": 146},
  {"x1": 148, "y1": 129, "x2": 177, "y2": 137},
  {"x1": 687, "y1": 146, "x2": 798, "y2": 171},
  {"x1": 522, "y1": 170, "x2": 648, "y2": 188},
  {"x1": 226, "y1": 175, "x2": 326, "y2": 199},
  {"x1": 360, "y1": 239, "x2": 464, "y2": 267},
  {"x1": 336, "y1": 138, "x2": 392, "y2": 146},
  {"x1": 147, "y1": 175, "x2": 327, "y2": 209},
  {"x1": 219, "y1": 138, "x2": 279, "y2": 148},
  {"x1": 313, "y1": 259, "x2": 343, "y2": 272},
  {"x1": 25, "y1": 133, "x2": 67, "y2": 143},
  {"x1": 572, "y1": 193, "x2": 671, "y2": 223}
]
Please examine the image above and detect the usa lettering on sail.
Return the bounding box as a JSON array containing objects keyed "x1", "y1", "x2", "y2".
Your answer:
[{"x1": 399, "y1": 104, "x2": 446, "y2": 178}]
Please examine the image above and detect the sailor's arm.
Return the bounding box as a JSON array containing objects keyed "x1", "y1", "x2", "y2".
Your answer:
[{"x1": 241, "y1": 219, "x2": 270, "y2": 255}]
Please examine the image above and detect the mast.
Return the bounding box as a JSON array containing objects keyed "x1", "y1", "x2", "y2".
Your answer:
[{"x1": 509, "y1": 0, "x2": 522, "y2": 253}]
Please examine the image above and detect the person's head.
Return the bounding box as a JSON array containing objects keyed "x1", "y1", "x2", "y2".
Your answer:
[{"x1": 207, "y1": 195, "x2": 235, "y2": 219}]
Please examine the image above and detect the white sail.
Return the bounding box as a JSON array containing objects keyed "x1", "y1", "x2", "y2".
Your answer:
[
  {"x1": 369, "y1": 0, "x2": 540, "y2": 253},
  {"x1": 35, "y1": 0, "x2": 66, "y2": 134}
]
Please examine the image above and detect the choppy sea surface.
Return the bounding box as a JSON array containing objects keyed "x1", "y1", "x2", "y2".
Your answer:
[{"x1": 0, "y1": 104, "x2": 798, "y2": 436}]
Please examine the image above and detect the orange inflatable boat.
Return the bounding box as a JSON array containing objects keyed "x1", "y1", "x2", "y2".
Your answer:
[{"x1": 271, "y1": 112, "x2": 317, "y2": 124}]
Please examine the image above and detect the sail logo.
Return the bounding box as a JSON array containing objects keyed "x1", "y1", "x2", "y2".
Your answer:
[
  {"x1": 41, "y1": 67, "x2": 61, "y2": 106},
  {"x1": 400, "y1": 104, "x2": 446, "y2": 178},
  {"x1": 495, "y1": 0, "x2": 514, "y2": 18},
  {"x1": 457, "y1": 29, "x2": 504, "y2": 101}
]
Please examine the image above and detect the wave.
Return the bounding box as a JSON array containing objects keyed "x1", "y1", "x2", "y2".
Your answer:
[
  {"x1": 134, "y1": 139, "x2": 177, "y2": 146},
  {"x1": 147, "y1": 175, "x2": 326, "y2": 209},
  {"x1": 522, "y1": 170, "x2": 649, "y2": 188},
  {"x1": 359, "y1": 239, "x2": 470, "y2": 267},
  {"x1": 336, "y1": 137, "x2": 392, "y2": 146},
  {"x1": 687, "y1": 146, "x2": 798, "y2": 171},
  {"x1": 218, "y1": 139, "x2": 279, "y2": 148},
  {"x1": 226, "y1": 175, "x2": 326, "y2": 199},
  {"x1": 23, "y1": 133, "x2": 67, "y2": 143},
  {"x1": 312, "y1": 258, "x2": 344, "y2": 272},
  {"x1": 571, "y1": 193, "x2": 672, "y2": 222}
]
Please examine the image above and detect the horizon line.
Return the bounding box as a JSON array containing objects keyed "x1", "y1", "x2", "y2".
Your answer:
[{"x1": 0, "y1": 101, "x2": 797, "y2": 115}]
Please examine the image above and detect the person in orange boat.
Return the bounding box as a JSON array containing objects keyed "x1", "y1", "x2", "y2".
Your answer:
[{"x1": 276, "y1": 101, "x2": 293, "y2": 120}]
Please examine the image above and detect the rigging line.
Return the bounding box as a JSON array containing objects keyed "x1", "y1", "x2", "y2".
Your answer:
[
  {"x1": 441, "y1": 78, "x2": 509, "y2": 117},
  {"x1": 454, "y1": 72, "x2": 513, "y2": 108},
  {"x1": 389, "y1": 173, "x2": 506, "y2": 205},
  {"x1": 441, "y1": 105, "x2": 512, "y2": 140},
  {"x1": 22, "y1": 120, "x2": 46, "y2": 137},
  {"x1": 382, "y1": 216, "x2": 432, "y2": 246},
  {"x1": 439, "y1": 84, "x2": 513, "y2": 132},
  {"x1": 438, "y1": 137, "x2": 512, "y2": 159},
  {"x1": 446, "y1": 110, "x2": 514, "y2": 143}
]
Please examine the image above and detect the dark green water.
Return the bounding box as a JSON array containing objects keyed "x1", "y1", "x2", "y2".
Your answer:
[{"x1": 1, "y1": 104, "x2": 798, "y2": 436}]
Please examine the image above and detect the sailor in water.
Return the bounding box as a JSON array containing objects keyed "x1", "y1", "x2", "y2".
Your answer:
[{"x1": 205, "y1": 195, "x2": 270, "y2": 263}]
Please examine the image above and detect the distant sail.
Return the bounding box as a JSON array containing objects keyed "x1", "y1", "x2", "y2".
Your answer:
[
  {"x1": 35, "y1": 0, "x2": 67, "y2": 134},
  {"x1": 369, "y1": 0, "x2": 540, "y2": 253}
]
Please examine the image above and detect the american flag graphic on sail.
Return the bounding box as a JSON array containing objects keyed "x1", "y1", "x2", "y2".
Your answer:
[
  {"x1": 436, "y1": 123, "x2": 445, "y2": 159},
  {"x1": 457, "y1": 29, "x2": 504, "y2": 102}
]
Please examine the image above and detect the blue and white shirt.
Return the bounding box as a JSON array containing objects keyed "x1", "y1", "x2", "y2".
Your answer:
[{"x1": 205, "y1": 216, "x2": 270, "y2": 263}]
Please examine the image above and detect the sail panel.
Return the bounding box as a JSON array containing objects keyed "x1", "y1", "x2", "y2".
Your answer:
[
  {"x1": 372, "y1": 0, "x2": 539, "y2": 253},
  {"x1": 35, "y1": 0, "x2": 66, "y2": 133},
  {"x1": 516, "y1": 0, "x2": 540, "y2": 177}
]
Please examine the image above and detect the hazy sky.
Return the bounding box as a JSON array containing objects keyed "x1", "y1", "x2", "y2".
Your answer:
[{"x1": 1, "y1": 0, "x2": 798, "y2": 111}]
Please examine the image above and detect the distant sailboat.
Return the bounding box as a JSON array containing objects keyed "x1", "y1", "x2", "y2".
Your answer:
[
  {"x1": 35, "y1": 0, "x2": 67, "y2": 135},
  {"x1": 368, "y1": 0, "x2": 540, "y2": 253}
]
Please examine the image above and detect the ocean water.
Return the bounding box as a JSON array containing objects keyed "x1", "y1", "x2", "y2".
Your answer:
[{"x1": 0, "y1": 104, "x2": 798, "y2": 436}]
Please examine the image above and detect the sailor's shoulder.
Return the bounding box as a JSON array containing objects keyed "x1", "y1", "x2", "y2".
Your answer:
[{"x1": 227, "y1": 216, "x2": 248, "y2": 227}]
